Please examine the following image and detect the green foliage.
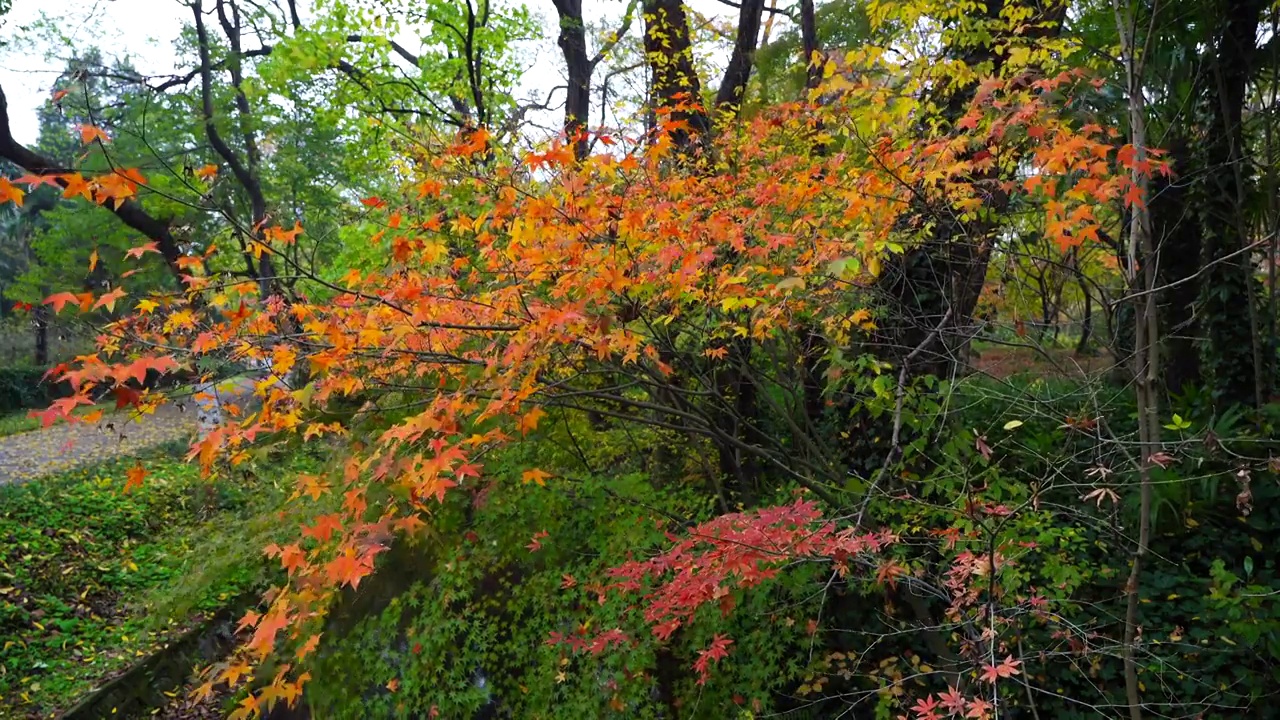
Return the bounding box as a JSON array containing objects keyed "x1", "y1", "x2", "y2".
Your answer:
[
  {"x1": 0, "y1": 366, "x2": 70, "y2": 417},
  {"x1": 303, "y1": 418, "x2": 824, "y2": 718},
  {"x1": 0, "y1": 448, "x2": 325, "y2": 716}
]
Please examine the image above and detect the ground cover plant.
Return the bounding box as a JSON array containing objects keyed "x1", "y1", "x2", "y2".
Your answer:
[{"x1": 0, "y1": 448, "x2": 326, "y2": 717}]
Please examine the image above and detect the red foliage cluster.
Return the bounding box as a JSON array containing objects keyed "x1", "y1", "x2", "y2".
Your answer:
[{"x1": 577, "y1": 497, "x2": 894, "y2": 676}]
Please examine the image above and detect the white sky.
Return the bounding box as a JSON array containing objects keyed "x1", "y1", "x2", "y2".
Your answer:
[{"x1": 0, "y1": 0, "x2": 757, "y2": 146}]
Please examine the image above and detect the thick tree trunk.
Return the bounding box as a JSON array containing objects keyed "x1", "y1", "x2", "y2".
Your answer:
[
  {"x1": 552, "y1": 0, "x2": 592, "y2": 160},
  {"x1": 642, "y1": 0, "x2": 709, "y2": 151},
  {"x1": 1196, "y1": 0, "x2": 1266, "y2": 407},
  {"x1": 1151, "y1": 138, "x2": 1202, "y2": 395},
  {"x1": 872, "y1": 0, "x2": 1065, "y2": 379}
]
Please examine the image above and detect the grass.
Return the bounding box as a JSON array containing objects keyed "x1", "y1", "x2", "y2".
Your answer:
[{"x1": 0, "y1": 444, "x2": 325, "y2": 717}]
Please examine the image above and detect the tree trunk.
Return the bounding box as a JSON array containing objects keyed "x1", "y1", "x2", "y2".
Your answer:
[
  {"x1": 552, "y1": 0, "x2": 592, "y2": 160},
  {"x1": 642, "y1": 0, "x2": 709, "y2": 152},
  {"x1": 1075, "y1": 271, "x2": 1093, "y2": 356},
  {"x1": 1151, "y1": 137, "x2": 1201, "y2": 395},
  {"x1": 33, "y1": 303, "x2": 49, "y2": 367},
  {"x1": 714, "y1": 0, "x2": 766, "y2": 112},
  {"x1": 1113, "y1": 3, "x2": 1159, "y2": 717},
  {"x1": 872, "y1": 0, "x2": 1065, "y2": 379},
  {"x1": 1195, "y1": 0, "x2": 1266, "y2": 408}
]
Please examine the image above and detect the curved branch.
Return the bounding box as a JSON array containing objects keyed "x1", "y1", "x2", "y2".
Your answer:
[{"x1": 0, "y1": 84, "x2": 185, "y2": 278}]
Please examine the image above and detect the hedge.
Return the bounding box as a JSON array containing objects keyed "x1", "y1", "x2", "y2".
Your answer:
[{"x1": 0, "y1": 367, "x2": 74, "y2": 416}]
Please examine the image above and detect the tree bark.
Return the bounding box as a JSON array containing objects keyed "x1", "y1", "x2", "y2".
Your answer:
[
  {"x1": 1195, "y1": 0, "x2": 1266, "y2": 408},
  {"x1": 714, "y1": 0, "x2": 766, "y2": 112},
  {"x1": 642, "y1": 0, "x2": 710, "y2": 152},
  {"x1": 872, "y1": 0, "x2": 1066, "y2": 379},
  {"x1": 552, "y1": 0, "x2": 592, "y2": 160},
  {"x1": 33, "y1": 303, "x2": 49, "y2": 367},
  {"x1": 1151, "y1": 137, "x2": 1201, "y2": 395},
  {"x1": 1114, "y1": 3, "x2": 1159, "y2": 717}
]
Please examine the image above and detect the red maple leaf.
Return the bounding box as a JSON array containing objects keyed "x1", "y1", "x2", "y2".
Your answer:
[
  {"x1": 979, "y1": 655, "x2": 1022, "y2": 683},
  {"x1": 692, "y1": 634, "x2": 733, "y2": 684},
  {"x1": 112, "y1": 385, "x2": 142, "y2": 409},
  {"x1": 911, "y1": 695, "x2": 942, "y2": 720}
]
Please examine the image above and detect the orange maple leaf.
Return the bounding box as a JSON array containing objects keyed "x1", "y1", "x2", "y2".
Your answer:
[
  {"x1": 78, "y1": 124, "x2": 110, "y2": 144},
  {"x1": 296, "y1": 633, "x2": 322, "y2": 661},
  {"x1": 248, "y1": 607, "x2": 291, "y2": 658},
  {"x1": 302, "y1": 513, "x2": 343, "y2": 543},
  {"x1": 93, "y1": 287, "x2": 126, "y2": 312},
  {"x1": 0, "y1": 177, "x2": 25, "y2": 207},
  {"x1": 264, "y1": 221, "x2": 303, "y2": 245},
  {"x1": 61, "y1": 173, "x2": 93, "y2": 201},
  {"x1": 516, "y1": 407, "x2": 546, "y2": 435},
  {"x1": 124, "y1": 463, "x2": 146, "y2": 492},
  {"x1": 522, "y1": 468, "x2": 552, "y2": 486},
  {"x1": 278, "y1": 543, "x2": 308, "y2": 576},
  {"x1": 43, "y1": 292, "x2": 81, "y2": 314},
  {"x1": 125, "y1": 241, "x2": 161, "y2": 260},
  {"x1": 325, "y1": 547, "x2": 373, "y2": 589},
  {"x1": 94, "y1": 174, "x2": 136, "y2": 208}
]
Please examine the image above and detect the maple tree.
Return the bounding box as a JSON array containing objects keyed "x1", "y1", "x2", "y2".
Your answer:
[{"x1": 17, "y1": 60, "x2": 1139, "y2": 720}]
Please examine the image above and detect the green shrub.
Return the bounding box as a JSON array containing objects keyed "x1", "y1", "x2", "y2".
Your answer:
[{"x1": 0, "y1": 366, "x2": 72, "y2": 416}]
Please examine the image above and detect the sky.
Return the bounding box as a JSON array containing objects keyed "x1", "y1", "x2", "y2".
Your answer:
[
  {"x1": 0, "y1": 0, "x2": 756, "y2": 147},
  {"x1": 1, "y1": 0, "x2": 188, "y2": 144}
]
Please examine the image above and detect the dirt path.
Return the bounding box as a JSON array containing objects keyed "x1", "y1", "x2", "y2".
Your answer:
[
  {"x1": 0, "y1": 407, "x2": 199, "y2": 484},
  {"x1": 0, "y1": 377, "x2": 262, "y2": 485}
]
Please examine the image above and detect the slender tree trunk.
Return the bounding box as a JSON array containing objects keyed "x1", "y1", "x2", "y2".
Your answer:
[
  {"x1": 33, "y1": 303, "x2": 49, "y2": 367},
  {"x1": 1114, "y1": 3, "x2": 1158, "y2": 717},
  {"x1": 1075, "y1": 272, "x2": 1093, "y2": 356}
]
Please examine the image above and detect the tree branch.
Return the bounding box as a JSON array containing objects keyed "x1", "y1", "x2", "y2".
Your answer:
[{"x1": 0, "y1": 84, "x2": 185, "y2": 278}]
